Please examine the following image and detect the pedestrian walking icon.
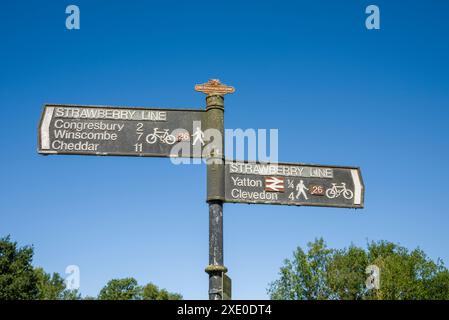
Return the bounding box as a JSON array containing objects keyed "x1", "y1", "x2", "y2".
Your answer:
[
  {"x1": 295, "y1": 180, "x2": 309, "y2": 200},
  {"x1": 192, "y1": 127, "x2": 205, "y2": 146}
]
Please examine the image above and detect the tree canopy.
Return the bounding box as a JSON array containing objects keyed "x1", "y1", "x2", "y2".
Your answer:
[
  {"x1": 98, "y1": 278, "x2": 142, "y2": 300},
  {"x1": 142, "y1": 282, "x2": 183, "y2": 300},
  {"x1": 268, "y1": 238, "x2": 449, "y2": 300},
  {"x1": 34, "y1": 267, "x2": 81, "y2": 300},
  {"x1": 97, "y1": 278, "x2": 183, "y2": 300},
  {"x1": 0, "y1": 235, "x2": 181, "y2": 300},
  {"x1": 0, "y1": 235, "x2": 38, "y2": 300}
]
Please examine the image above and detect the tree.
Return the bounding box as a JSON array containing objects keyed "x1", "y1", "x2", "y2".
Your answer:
[
  {"x1": 142, "y1": 282, "x2": 182, "y2": 300},
  {"x1": 98, "y1": 278, "x2": 142, "y2": 300},
  {"x1": 0, "y1": 236, "x2": 81, "y2": 300},
  {"x1": 364, "y1": 241, "x2": 449, "y2": 300},
  {"x1": 327, "y1": 245, "x2": 368, "y2": 300},
  {"x1": 268, "y1": 238, "x2": 449, "y2": 300},
  {"x1": 0, "y1": 235, "x2": 182, "y2": 300},
  {"x1": 0, "y1": 236, "x2": 38, "y2": 299},
  {"x1": 268, "y1": 238, "x2": 333, "y2": 300},
  {"x1": 97, "y1": 278, "x2": 183, "y2": 300},
  {"x1": 142, "y1": 282, "x2": 159, "y2": 300},
  {"x1": 34, "y1": 267, "x2": 81, "y2": 300}
]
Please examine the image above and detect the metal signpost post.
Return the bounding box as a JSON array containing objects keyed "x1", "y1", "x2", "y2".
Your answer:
[
  {"x1": 195, "y1": 80, "x2": 235, "y2": 300},
  {"x1": 37, "y1": 79, "x2": 364, "y2": 300},
  {"x1": 222, "y1": 273, "x2": 232, "y2": 300}
]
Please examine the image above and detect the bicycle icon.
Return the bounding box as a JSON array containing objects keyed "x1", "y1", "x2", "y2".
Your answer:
[
  {"x1": 146, "y1": 128, "x2": 176, "y2": 145},
  {"x1": 326, "y1": 183, "x2": 354, "y2": 200}
]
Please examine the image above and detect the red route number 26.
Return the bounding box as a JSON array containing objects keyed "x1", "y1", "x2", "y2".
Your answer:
[
  {"x1": 310, "y1": 185, "x2": 325, "y2": 196},
  {"x1": 176, "y1": 132, "x2": 190, "y2": 142}
]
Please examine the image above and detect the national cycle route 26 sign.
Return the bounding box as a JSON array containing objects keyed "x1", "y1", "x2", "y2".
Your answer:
[
  {"x1": 224, "y1": 160, "x2": 364, "y2": 208},
  {"x1": 38, "y1": 104, "x2": 206, "y2": 158}
]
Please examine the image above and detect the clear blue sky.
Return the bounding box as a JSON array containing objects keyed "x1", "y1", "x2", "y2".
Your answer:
[{"x1": 1, "y1": 0, "x2": 449, "y2": 299}]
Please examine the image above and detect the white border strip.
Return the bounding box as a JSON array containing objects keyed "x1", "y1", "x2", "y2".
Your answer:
[
  {"x1": 351, "y1": 169, "x2": 362, "y2": 205},
  {"x1": 40, "y1": 107, "x2": 54, "y2": 150}
]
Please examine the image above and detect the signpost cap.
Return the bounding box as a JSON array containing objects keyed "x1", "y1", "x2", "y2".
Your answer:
[{"x1": 195, "y1": 79, "x2": 235, "y2": 96}]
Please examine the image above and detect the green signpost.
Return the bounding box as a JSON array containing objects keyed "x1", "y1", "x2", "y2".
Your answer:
[{"x1": 38, "y1": 79, "x2": 364, "y2": 300}]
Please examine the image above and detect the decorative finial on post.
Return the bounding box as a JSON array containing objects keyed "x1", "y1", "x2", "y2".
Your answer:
[{"x1": 195, "y1": 79, "x2": 235, "y2": 96}]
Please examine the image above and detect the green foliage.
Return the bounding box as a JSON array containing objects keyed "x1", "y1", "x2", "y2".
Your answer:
[
  {"x1": 0, "y1": 236, "x2": 38, "y2": 299},
  {"x1": 142, "y1": 282, "x2": 183, "y2": 300},
  {"x1": 34, "y1": 267, "x2": 81, "y2": 300},
  {"x1": 268, "y1": 238, "x2": 449, "y2": 300},
  {"x1": 98, "y1": 278, "x2": 142, "y2": 300},
  {"x1": 97, "y1": 278, "x2": 183, "y2": 300},
  {"x1": 327, "y1": 245, "x2": 368, "y2": 300},
  {"x1": 142, "y1": 282, "x2": 159, "y2": 299},
  {"x1": 167, "y1": 292, "x2": 183, "y2": 300},
  {"x1": 1, "y1": 235, "x2": 180, "y2": 300},
  {"x1": 268, "y1": 238, "x2": 333, "y2": 300}
]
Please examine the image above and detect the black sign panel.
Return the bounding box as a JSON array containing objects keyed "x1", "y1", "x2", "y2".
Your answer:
[
  {"x1": 225, "y1": 161, "x2": 364, "y2": 208},
  {"x1": 38, "y1": 104, "x2": 206, "y2": 157}
]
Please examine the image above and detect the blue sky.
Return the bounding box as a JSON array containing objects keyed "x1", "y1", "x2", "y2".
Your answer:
[{"x1": 1, "y1": 0, "x2": 449, "y2": 299}]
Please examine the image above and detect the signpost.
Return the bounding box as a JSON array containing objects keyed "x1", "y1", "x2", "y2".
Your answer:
[
  {"x1": 225, "y1": 161, "x2": 364, "y2": 208},
  {"x1": 196, "y1": 80, "x2": 233, "y2": 300},
  {"x1": 37, "y1": 79, "x2": 365, "y2": 301}
]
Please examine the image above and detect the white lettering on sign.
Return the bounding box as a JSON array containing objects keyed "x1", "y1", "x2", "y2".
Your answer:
[
  {"x1": 142, "y1": 110, "x2": 167, "y2": 121},
  {"x1": 54, "y1": 107, "x2": 167, "y2": 121},
  {"x1": 231, "y1": 177, "x2": 262, "y2": 188},
  {"x1": 51, "y1": 140, "x2": 99, "y2": 151},
  {"x1": 54, "y1": 120, "x2": 124, "y2": 132},
  {"x1": 228, "y1": 162, "x2": 333, "y2": 178},
  {"x1": 230, "y1": 189, "x2": 279, "y2": 201}
]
